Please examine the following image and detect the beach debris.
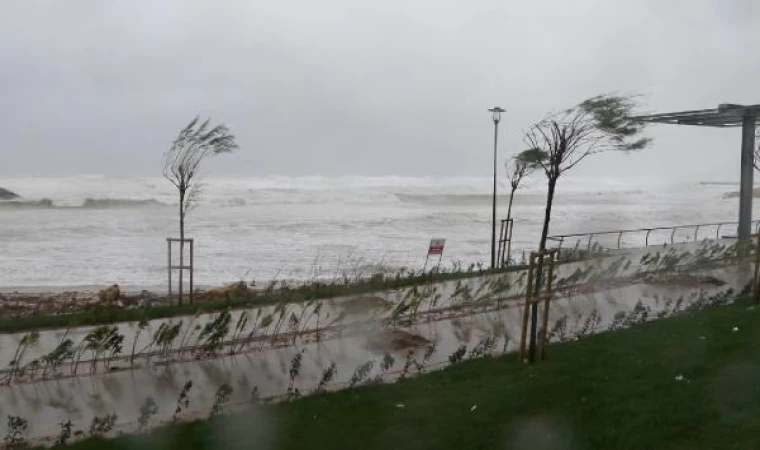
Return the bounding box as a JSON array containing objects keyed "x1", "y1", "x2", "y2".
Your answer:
[
  {"x1": 137, "y1": 290, "x2": 162, "y2": 307},
  {"x1": 396, "y1": 404, "x2": 405, "y2": 409},
  {"x1": 204, "y1": 281, "x2": 248, "y2": 299},
  {"x1": 98, "y1": 284, "x2": 121, "y2": 304},
  {"x1": 470, "y1": 405, "x2": 477, "y2": 412},
  {"x1": 732, "y1": 326, "x2": 740, "y2": 332},
  {"x1": 674, "y1": 374, "x2": 686, "y2": 382}
]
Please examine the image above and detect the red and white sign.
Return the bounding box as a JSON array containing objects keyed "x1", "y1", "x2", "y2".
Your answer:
[{"x1": 428, "y1": 238, "x2": 446, "y2": 256}]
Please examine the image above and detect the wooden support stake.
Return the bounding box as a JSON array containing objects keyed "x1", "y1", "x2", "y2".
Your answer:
[
  {"x1": 753, "y1": 233, "x2": 760, "y2": 304},
  {"x1": 539, "y1": 250, "x2": 556, "y2": 360},
  {"x1": 519, "y1": 252, "x2": 536, "y2": 361}
]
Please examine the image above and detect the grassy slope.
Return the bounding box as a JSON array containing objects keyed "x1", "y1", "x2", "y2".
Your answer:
[{"x1": 56, "y1": 299, "x2": 760, "y2": 450}]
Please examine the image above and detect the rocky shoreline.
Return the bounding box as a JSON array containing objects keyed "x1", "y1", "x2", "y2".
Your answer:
[{"x1": 0, "y1": 281, "x2": 255, "y2": 319}]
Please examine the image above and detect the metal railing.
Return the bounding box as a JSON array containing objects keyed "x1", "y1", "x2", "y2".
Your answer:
[{"x1": 547, "y1": 220, "x2": 760, "y2": 252}]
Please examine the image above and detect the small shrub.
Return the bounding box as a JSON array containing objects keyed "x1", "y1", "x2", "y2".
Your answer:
[
  {"x1": 89, "y1": 414, "x2": 117, "y2": 436},
  {"x1": 287, "y1": 351, "x2": 304, "y2": 400},
  {"x1": 448, "y1": 345, "x2": 467, "y2": 365},
  {"x1": 399, "y1": 350, "x2": 417, "y2": 381},
  {"x1": 468, "y1": 337, "x2": 495, "y2": 359},
  {"x1": 250, "y1": 386, "x2": 260, "y2": 403},
  {"x1": 349, "y1": 361, "x2": 374, "y2": 388},
  {"x1": 173, "y1": 381, "x2": 193, "y2": 421},
  {"x1": 138, "y1": 397, "x2": 159, "y2": 430},
  {"x1": 4, "y1": 415, "x2": 29, "y2": 449},
  {"x1": 210, "y1": 384, "x2": 233, "y2": 417},
  {"x1": 54, "y1": 419, "x2": 72, "y2": 447},
  {"x1": 315, "y1": 362, "x2": 337, "y2": 393}
]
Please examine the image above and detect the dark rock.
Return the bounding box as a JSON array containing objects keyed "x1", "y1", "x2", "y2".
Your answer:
[{"x1": 0, "y1": 187, "x2": 19, "y2": 200}]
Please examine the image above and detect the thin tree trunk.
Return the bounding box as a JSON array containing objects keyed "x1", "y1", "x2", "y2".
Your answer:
[
  {"x1": 507, "y1": 187, "x2": 516, "y2": 223},
  {"x1": 529, "y1": 176, "x2": 557, "y2": 362},
  {"x1": 178, "y1": 187, "x2": 185, "y2": 306}
]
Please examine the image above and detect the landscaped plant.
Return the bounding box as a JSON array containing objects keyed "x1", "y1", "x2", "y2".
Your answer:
[
  {"x1": 130, "y1": 318, "x2": 150, "y2": 368},
  {"x1": 4, "y1": 415, "x2": 29, "y2": 449},
  {"x1": 416, "y1": 343, "x2": 437, "y2": 374},
  {"x1": 258, "y1": 314, "x2": 274, "y2": 350},
  {"x1": 178, "y1": 313, "x2": 201, "y2": 357},
  {"x1": 287, "y1": 351, "x2": 304, "y2": 400},
  {"x1": 399, "y1": 350, "x2": 417, "y2": 380},
  {"x1": 7, "y1": 332, "x2": 39, "y2": 383},
  {"x1": 199, "y1": 310, "x2": 232, "y2": 356},
  {"x1": 547, "y1": 315, "x2": 569, "y2": 342},
  {"x1": 287, "y1": 312, "x2": 300, "y2": 346},
  {"x1": 250, "y1": 386, "x2": 260, "y2": 404},
  {"x1": 77, "y1": 326, "x2": 122, "y2": 374},
  {"x1": 576, "y1": 309, "x2": 602, "y2": 339},
  {"x1": 447, "y1": 345, "x2": 467, "y2": 365},
  {"x1": 238, "y1": 308, "x2": 263, "y2": 353},
  {"x1": 173, "y1": 381, "x2": 193, "y2": 422},
  {"x1": 138, "y1": 397, "x2": 159, "y2": 431},
  {"x1": 349, "y1": 360, "x2": 374, "y2": 388},
  {"x1": 163, "y1": 117, "x2": 238, "y2": 305},
  {"x1": 230, "y1": 311, "x2": 249, "y2": 354},
  {"x1": 89, "y1": 414, "x2": 117, "y2": 436},
  {"x1": 468, "y1": 337, "x2": 496, "y2": 359},
  {"x1": 270, "y1": 303, "x2": 289, "y2": 344},
  {"x1": 155, "y1": 321, "x2": 182, "y2": 360},
  {"x1": 373, "y1": 353, "x2": 395, "y2": 382},
  {"x1": 210, "y1": 384, "x2": 233, "y2": 417},
  {"x1": 54, "y1": 419, "x2": 73, "y2": 447},
  {"x1": 41, "y1": 338, "x2": 74, "y2": 379},
  {"x1": 315, "y1": 362, "x2": 337, "y2": 393}
]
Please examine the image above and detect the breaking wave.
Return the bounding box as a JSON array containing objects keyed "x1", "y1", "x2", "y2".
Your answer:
[{"x1": 0, "y1": 198, "x2": 168, "y2": 209}]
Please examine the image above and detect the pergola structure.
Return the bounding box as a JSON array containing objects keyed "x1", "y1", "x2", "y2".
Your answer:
[{"x1": 634, "y1": 103, "x2": 760, "y2": 242}]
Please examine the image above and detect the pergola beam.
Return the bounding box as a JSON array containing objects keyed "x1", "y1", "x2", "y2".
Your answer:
[{"x1": 633, "y1": 103, "x2": 758, "y2": 245}]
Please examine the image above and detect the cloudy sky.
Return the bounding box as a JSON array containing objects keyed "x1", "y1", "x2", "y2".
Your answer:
[{"x1": 1, "y1": 0, "x2": 759, "y2": 180}]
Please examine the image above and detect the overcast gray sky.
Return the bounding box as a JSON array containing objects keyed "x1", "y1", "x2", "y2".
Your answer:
[{"x1": 1, "y1": 0, "x2": 759, "y2": 180}]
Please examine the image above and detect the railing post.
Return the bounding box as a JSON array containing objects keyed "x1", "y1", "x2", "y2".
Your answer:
[
  {"x1": 645, "y1": 229, "x2": 652, "y2": 247},
  {"x1": 587, "y1": 234, "x2": 594, "y2": 251},
  {"x1": 506, "y1": 219, "x2": 513, "y2": 267},
  {"x1": 189, "y1": 239, "x2": 194, "y2": 304},
  {"x1": 694, "y1": 225, "x2": 699, "y2": 242},
  {"x1": 617, "y1": 231, "x2": 623, "y2": 249},
  {"x1": 716, "y1": 224, "x2": 722, "y2": 240},
  {"x1": 670, "y1": 227, "x2": 677, "y2": 244},
  {"x1": 167, "y1": 238, "x2": 172, "y2": 298}
]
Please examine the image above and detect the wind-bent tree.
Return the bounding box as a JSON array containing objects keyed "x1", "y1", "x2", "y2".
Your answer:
[
  {"x1": 501, "y1": 152, "x2": 541, "y2": 265},
  {"x1": 504, "y1": 155, "x2": 531, "y2": 224},
  {"x1": 163, "y1": 117, "x2": 238, "y2": 305},
  {"x1": 518, "y1": 94, "x2": 651, "y2": 362}
]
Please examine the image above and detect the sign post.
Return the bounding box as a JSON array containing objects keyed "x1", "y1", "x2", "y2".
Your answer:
[{"x1": 423, "y1": 238, "x2": 446, "y2": 272}]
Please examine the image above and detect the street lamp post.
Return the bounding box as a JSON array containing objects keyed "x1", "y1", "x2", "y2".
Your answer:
[{"x1": 488, "y1": 107, "x2": 505, "y2": 269}]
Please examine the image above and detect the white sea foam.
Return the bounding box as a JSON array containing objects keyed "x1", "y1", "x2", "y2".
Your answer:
[{"x1": 0, "y1": 175, "x2": 747, "y2": 287}]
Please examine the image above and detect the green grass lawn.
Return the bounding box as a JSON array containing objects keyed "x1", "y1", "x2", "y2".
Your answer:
[{"x1": 55, "y1": 299, "x2": 760, "y2": 450}]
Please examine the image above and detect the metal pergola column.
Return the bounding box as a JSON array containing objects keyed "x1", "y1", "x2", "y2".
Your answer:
[
  {"x1": 634, "y1": 103, "x2": 760, "y2": 244},
  {"x1": 739, "y1": 115, "x2": 756, "y2": 240}
]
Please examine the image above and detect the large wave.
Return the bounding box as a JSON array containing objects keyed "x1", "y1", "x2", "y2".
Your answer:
[{"x1": 0, "y1": 198, "x2": 168, "y2": 209}]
